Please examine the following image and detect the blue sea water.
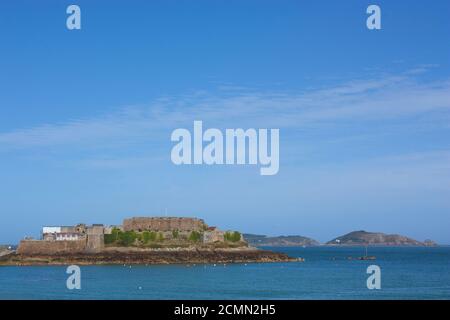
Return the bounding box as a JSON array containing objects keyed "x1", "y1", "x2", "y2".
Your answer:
[{"x1": 0, "y1": 246, "x2": 449, "y2": 299}]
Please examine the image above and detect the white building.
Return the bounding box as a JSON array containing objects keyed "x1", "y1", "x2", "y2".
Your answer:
[
  {"x1": 55, "y1": 233, "x2": 81, "y2": 241},
  {"x1": 42, "y1": 226, "x2": 61, "y2": 234},
  {"x1": 42, "y1": 226, "x2": 82, "y2": 241}
]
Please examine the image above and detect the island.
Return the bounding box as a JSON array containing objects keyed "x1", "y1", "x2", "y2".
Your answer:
[
  {"x1": 0, "y1": 217, "x2": 298, "y2": 266},
  {"x1": 326, "y1": 230, "x2": 437, "y2": 246},
  {"x1": 244, "y1": 234, "x2": 319, "y2": 247}
]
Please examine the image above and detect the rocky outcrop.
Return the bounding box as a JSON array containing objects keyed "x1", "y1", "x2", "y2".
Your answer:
[
  {"x1": 327, "y1": 230, "x2": 436, "y2": 246},
  {"x1": 244, "y1": 234, "x2": 320, "y2": 247},
  {"x1": 0, "y1": 248, "x2": 298, "y2": 266}
]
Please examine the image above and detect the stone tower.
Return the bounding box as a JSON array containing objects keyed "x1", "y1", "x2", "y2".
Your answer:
[{"x1": 85, "y1": 224, "x2": 104, "y2": 253}]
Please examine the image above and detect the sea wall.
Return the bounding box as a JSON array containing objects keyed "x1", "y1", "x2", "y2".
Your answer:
[{"x1": 17, "y1": 239, "x2": 87, "y2": 255}]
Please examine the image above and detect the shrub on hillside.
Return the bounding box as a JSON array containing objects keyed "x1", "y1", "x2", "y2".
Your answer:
[
  {"x1": 189, "y1": 231, "x2": 202, "y2": 242},
  {"x1": 224, "y1": 231, "x2": 241, "y2": 242}
]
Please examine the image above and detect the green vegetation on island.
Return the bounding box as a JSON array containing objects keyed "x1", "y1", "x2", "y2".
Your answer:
[
  {"x1": 105, "y1": 228, "x2": 173, "y2": 247},
  {"x1": 104, "y1": 227, "x2": 244, "y2": 248},
  {"x1": 224, "y1": 231, "x2": 242, "y2": 242}
]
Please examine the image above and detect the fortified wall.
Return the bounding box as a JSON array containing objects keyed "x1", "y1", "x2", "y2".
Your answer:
[
  {"x1": 85, "y1": 225, "x2": 104, "y2": 252},
  {"x1": 18, "y1": 224, "x2": 104, "y2": 255},
  {"x1": 16, "y1": 217, "x2": 231, "y2": 255},
  {"x1": 17, "y1": 238, "x2": 87, "y2": 255},
  {"x1": 123, "y1": 217, "x2": 206, "y2": 232}
]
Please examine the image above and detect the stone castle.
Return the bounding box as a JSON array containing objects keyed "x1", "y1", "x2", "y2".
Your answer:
[
  {"x1": 17, "y1": 217, "x2": 234, "y2": 255},
  {"x1": 123, "y1": 217, "x2": 206, "y2": 232}
]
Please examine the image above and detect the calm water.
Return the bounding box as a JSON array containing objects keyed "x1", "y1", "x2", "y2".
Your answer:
[{"x1": 1, "y1": 246, "x2": 449, "y2": 299}]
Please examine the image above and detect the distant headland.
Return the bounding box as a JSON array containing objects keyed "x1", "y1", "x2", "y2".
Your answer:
[
  {"x1": 244, "y1": 234, "x2": 320, "y2": 247},
  {"x1": 245, "y1": 231, "x2": 437, "y2": 247},
  {"x1": 0, "y1": 217, "x2": 297, "y2": 266}
]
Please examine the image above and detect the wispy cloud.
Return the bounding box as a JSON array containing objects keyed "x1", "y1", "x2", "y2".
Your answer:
[{"x1": 0, "y1": 67, "x2": 449, "y2": 151}]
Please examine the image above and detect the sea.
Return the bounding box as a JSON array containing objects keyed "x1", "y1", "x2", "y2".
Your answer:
[{"x1": 0, "y1": 246, "x2": 449, "y2": 300}]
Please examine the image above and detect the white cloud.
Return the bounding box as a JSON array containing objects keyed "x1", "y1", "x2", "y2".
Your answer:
[{"x1": 0, "y1": 68, "x2": 449, "y2": 151}]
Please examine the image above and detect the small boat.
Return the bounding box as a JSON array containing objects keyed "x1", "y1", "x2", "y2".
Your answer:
[
  {"x1": 358, "y1": 245, "x2": 376, "y2": 260},
  {"x1": 358, "y1": 255, "x2": 376, "y2": 260}
]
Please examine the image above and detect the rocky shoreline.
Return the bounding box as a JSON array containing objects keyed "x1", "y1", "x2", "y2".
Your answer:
[{"x1": 0, "y1": 247, "x2": 298, "y2": 266}]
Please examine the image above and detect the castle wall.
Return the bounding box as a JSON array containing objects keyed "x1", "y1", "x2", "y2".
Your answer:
[
  {"x1": 123, "y1": 217, "x2": 206, "y2": 232},
  {"x1": 60, "y1": 226, "x2": 76, "y2": 233},
  {"x1": 86, "y1": 226, "x2": 104, "y2": 252},
  {"x1": 203, "y1": 230, "x2": 225, "y2": 243},
  {"x1": 17, "y1": 238, "x2": 87, "y2": 255}
]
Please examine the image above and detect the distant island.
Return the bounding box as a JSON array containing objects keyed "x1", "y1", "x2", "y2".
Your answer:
[
  {"x1": 327, "y1": 230, "x2": 437, "y2": 246},
  {"x1": 244, "y1": 234, "x2": 320, "y2": 247},
  {"x1": 244, "y1": 231, "x2": 437, "y2": 247},
  {"x1": 0, "y1": 217, "x2": 297, "y2": 266}
]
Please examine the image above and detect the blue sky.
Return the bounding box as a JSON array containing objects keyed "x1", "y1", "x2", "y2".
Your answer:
[{"x1": 0, "y1": 1, "x2": 450, "y2": 244}]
